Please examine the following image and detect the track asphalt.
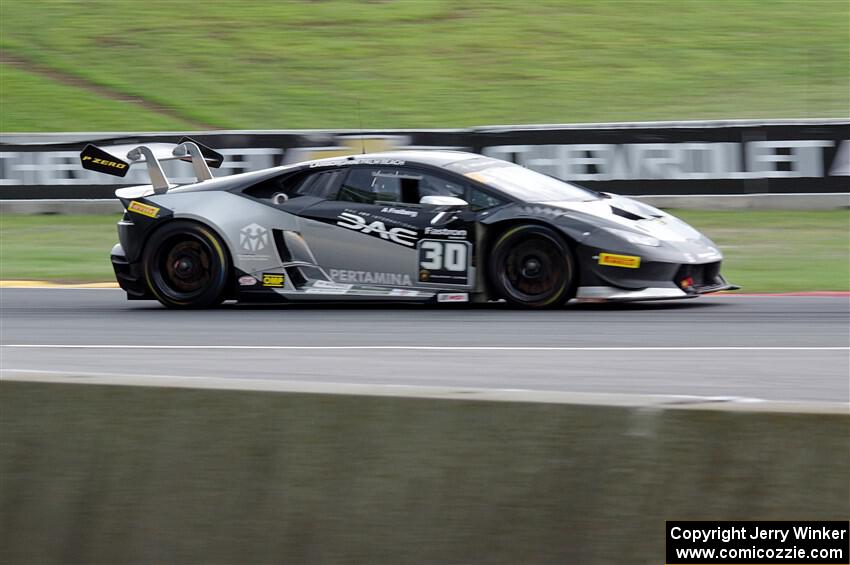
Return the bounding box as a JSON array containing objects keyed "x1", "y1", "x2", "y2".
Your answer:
[{"x1": 1, "y1": 288, "x2": 848, "y2": 402}]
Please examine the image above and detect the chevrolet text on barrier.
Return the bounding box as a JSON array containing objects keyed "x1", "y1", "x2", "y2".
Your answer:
[{"x1": 2, "y1": 119, "x2": 846, "y2": 199}]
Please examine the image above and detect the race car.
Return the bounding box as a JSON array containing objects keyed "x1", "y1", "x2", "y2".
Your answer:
[{"x1": 80, "y1": 138, "x2": 736, "y2": 308}]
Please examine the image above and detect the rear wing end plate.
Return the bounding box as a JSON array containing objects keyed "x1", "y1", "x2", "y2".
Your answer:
[{"x1": 80, "y1": 137, "x2": 224, "y2": 193}]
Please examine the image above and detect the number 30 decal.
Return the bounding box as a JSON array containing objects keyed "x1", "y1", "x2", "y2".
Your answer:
[
  {"x1": 418, "y1": 240, "x2": 470, "y2": 285},
  {"x1": 420, "y1": 241, "x2": 467, "y2": 271}
]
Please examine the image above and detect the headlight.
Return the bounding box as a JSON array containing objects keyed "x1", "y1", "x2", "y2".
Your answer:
[{"x1": 605, "y1": 228, "x2": 661, "y2": 247}]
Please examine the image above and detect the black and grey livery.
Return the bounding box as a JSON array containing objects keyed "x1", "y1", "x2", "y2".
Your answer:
[{"x1": 82, "y1": 139, "x2": 736, "y2": 308}]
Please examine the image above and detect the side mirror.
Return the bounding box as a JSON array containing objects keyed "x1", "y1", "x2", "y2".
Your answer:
[{"x1": 420, "y1": 195, "x2": 469, "y2": 208}]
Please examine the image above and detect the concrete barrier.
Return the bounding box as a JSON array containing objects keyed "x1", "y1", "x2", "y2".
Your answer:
[{"x1": 1, "y1": 379, "x2": 847, "y2": 564}]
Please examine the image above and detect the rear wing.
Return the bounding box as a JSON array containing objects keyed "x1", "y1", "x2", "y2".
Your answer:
[{"x1": 79, "y1": 137, "x2": 224, "y2": 193}]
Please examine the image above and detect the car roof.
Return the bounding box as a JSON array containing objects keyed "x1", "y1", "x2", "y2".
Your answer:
[
  {"x1": 171, "y1": 150, "x2": 498, "y2": 194},
  {"x1": 304, "y1": 149, "x2": 486, "y2": 169}
]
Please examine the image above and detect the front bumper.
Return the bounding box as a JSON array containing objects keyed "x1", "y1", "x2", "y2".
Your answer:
[
  {"x1": 575, "y1": 285, "x2": 692, "y2": 302},
  {"x1": 573, "y1": 279, "x2": 736, "y2": 302},
  {"x1": 574, "y1": 244, "x2": 737, "y2": 302}
]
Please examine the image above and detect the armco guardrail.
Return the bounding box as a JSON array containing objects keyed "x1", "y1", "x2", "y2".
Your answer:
[
  {"x1": 1, "y1": 379, "x2": 847, "y2": 565},
  {"x1": 1, "y1": 119, "x2": 847, "y2": 200}
]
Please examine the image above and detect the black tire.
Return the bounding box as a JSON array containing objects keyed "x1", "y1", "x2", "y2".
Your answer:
[
  {"x1": 142, "y1": 221, "x2": 230, "y2": 309},
  {"x1": 489, "y1": 224, "x2": 576, "y2": 308}
]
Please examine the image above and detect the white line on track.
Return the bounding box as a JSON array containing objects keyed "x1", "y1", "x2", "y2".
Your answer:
[{"x1": 1, "y1": 344, "x2": 847, "y2": 351}]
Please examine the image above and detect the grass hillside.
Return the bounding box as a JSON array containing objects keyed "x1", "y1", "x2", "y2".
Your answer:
[{"x1": 1, "y1": 0, "x2": 848, "y2": 132}]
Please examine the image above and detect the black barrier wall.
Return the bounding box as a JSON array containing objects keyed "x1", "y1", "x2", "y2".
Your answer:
[{"x1": 1, "y1": 119, "x2": 847, "y2": 199}]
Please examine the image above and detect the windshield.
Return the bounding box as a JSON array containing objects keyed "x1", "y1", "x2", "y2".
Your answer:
[{"x1": 449, "y1": 157, "x2": 599, "y2": 202}]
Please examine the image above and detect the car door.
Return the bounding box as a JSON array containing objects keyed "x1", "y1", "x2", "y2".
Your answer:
[{"x1": 295, "y1": 165, "x2": 477, "y2": 288}]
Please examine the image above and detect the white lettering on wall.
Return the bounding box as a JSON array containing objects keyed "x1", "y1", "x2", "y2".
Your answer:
[{"x1": 482, "y1": 140, "x2": 840, "y2": 181}]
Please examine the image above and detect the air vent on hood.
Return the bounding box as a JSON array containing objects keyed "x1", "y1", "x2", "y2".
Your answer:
[{"x1": 609, "y1": 206, "x2": 646, "y2": 221}]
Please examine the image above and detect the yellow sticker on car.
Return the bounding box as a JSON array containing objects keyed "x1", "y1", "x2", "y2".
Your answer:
[
  {"x1": 598, "y1": 253, "x2": 641, "y2": 269},
  {"x1": 262, "y1": 273, "x2": 285, "y2": 287},
  {"x1": 127, "y1": 201, "x2": 159, "y2": 218}
]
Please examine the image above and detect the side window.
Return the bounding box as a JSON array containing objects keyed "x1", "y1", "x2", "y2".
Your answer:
[
  {"x1": 338, "y1": 168, "x2": 409, "y2": 204},
  {"x1": 467, "y1": 188, "x2": 507, "y2": 211},
  {"x1": 338, "y1": 167, "x2": 466, "y2": 205},
  {"x1": 296, "y1": 170, "x2": 343, "y2": 199},
  {"x1": 418, "y1": 174, "x2": 465, "y2": 199},
  {"x1": 243, "y1": 169, "x2": 342, "y2": 203}
]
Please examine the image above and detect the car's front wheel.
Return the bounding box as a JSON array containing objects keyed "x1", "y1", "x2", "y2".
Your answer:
[
  {"x1": 489, "y1": 224, "x2": 576, "y2": 308},
  {"x1": 143, "y1": 221, "x2": 230, "y2": 309}
]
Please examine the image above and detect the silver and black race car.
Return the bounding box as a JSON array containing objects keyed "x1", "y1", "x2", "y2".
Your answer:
[{"x1": 80, "y1": 138, "x2": 736, "y2": 308}]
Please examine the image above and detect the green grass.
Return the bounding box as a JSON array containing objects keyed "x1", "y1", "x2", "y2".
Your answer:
[
  {"x1": 0, "y1": 214, "x2": 120, "y2": 282},
  {"x1": 1, "y1": 211, "x2": 847, "y2": 291},
  {"x1": 672, "y1": 209, "x2": 850, "y2": 292},
  {"x1": 0, "y1": 66, "x2": 194, "y2": 132},
  {"x1": 1, "y1": 0, "x2": 847, "y2": 132}
]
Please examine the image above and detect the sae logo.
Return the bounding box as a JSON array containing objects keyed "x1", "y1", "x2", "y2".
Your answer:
[{"x1": 240, "y1": 223, "x2": 268, "y2": 253}]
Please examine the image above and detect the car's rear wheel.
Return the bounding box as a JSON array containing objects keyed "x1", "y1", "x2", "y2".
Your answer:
[
  {"x1": 143, "y1": 221, "x2": 230, "y2": 309},
  {"x1": 489, "y1": 224, "x2": 575, "y2": 308}
]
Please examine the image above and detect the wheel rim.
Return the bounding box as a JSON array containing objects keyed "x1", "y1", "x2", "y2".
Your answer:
[
  {"x1": 153, "y1": 235, "x2": 214, "y2": 300},
  {"x1": 499, "y1": 235, "x2": 568, "y2": 303}
]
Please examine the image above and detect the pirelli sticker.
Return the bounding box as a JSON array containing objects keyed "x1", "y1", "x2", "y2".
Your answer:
[
  {"x1": 598, "y1": 253, "x2": 641, "y2": 269},
  {"x1": 262, "y1": 273, "x2": 285, "y2": 287},
  {"x1": 127, "y1": 201, "x2": 160, "y2": 219}
]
